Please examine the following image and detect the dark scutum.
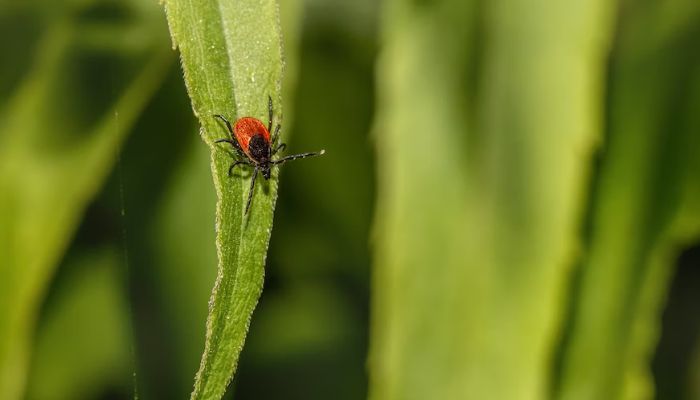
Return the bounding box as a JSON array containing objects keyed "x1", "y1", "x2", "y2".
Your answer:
[{"x1": 248, "y1": 134, "x2": 271, "y2": 163}]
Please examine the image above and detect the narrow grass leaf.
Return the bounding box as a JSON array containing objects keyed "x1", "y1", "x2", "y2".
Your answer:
[{"x1": 161, "y1": 0, "x2": 285, "y2": 398}]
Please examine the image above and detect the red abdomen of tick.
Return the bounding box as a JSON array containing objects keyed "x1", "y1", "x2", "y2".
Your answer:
[{"x1": 234, "y1": 117, "x2": 270, "y2": 157}]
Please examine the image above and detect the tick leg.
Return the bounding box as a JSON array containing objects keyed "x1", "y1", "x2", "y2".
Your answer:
[
  {"x1": 214, "y1": 114, "x2": 245, "y2": 156},
  {"x1": 214, "y1": 138, "x2": 235, "y2": 145},
  {"x1": 215, "y1": 138, "x2": 246, "y2": 158},
  {"x1": 273, "y1": 150, "x2": 325, "y2": 165},
  {"x1": 214, "y1": 114, "x2": 234, "y2": 137},
  {"x1": 267, "y1": 95, "x2": 273, "y2": 133},
  {"x1": 228, "y1": 160, "x2": 251, "y2": 176},
  {"x1": 272, "y1": 142, "x2": 287, "y2": 155},
  {"x1": 245, "y1": 167, "x2": 259, "y2": 215}
]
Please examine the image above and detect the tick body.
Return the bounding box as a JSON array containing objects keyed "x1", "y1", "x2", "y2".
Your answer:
[{"x1": 214, "y1": 97, "x2": 324, "y2": 214}]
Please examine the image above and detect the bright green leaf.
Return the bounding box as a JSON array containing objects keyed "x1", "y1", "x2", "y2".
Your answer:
[
  {"x1": 161, "y1": 0, "x2": 286, "y2": 398},
  {"x1": 369, "y1": 0, "x2": 616, "y2": 399},
  {"x1": 555, "y1": 1, "x2": 700, "y2": 398}
]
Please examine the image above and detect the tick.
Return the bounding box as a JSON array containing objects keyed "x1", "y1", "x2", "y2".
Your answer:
[{"x1": 214, "y1": 96, "x2": 325, "y2": 215}]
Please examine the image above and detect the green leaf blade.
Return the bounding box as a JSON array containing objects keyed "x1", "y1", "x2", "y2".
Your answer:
[
  {"x1": 555, "y1": 1, "x2": 700, "y2": 398},
  {"x1": 370, "y1": 0, "x2": 617, "y2": 399},
  {"x1": 162, "y1": 0, "x2": 284, "y2": 398}
]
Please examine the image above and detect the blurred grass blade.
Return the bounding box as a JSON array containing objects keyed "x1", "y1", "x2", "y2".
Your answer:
[
  {"x1": 370, "y1": 0, "x2": 615, "y2": 399},
  {"x1": 27, "y1": 248, "x2": 133, "y2": 400},
  {"x1": 161, "y1": 0, "x2": 284, "y2": 398},
  {"x1": 555, "y1": 1, "x2": 700, "y2": 398},
  {"x1": 0, "y1": 4, "x2": 171, "y2": 397}
]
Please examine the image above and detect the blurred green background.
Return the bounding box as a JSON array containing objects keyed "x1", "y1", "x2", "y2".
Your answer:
[{"x1": 0, "y1": 0, "x2": 698, "y2": 399}]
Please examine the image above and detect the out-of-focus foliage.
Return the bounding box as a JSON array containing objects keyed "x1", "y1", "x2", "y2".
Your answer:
[
  {"x1": 27, "y1": 249, "x2": 132, "y2": 400},
  {"x1": 555, "y1": 1, "x2": 700, "y2": 399},
  {"x1": 1, "y1": 0, "x2": 698, "y2": 399},
  {"x1": 370, "y1": 0, "x2": 700, "y2": 399},
  {"x1": 370, "y1": 0, "x2": 616, "y2": 398},
  {"x1": 0, "y1": 0, "x2": 171, "y2": 398}
]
